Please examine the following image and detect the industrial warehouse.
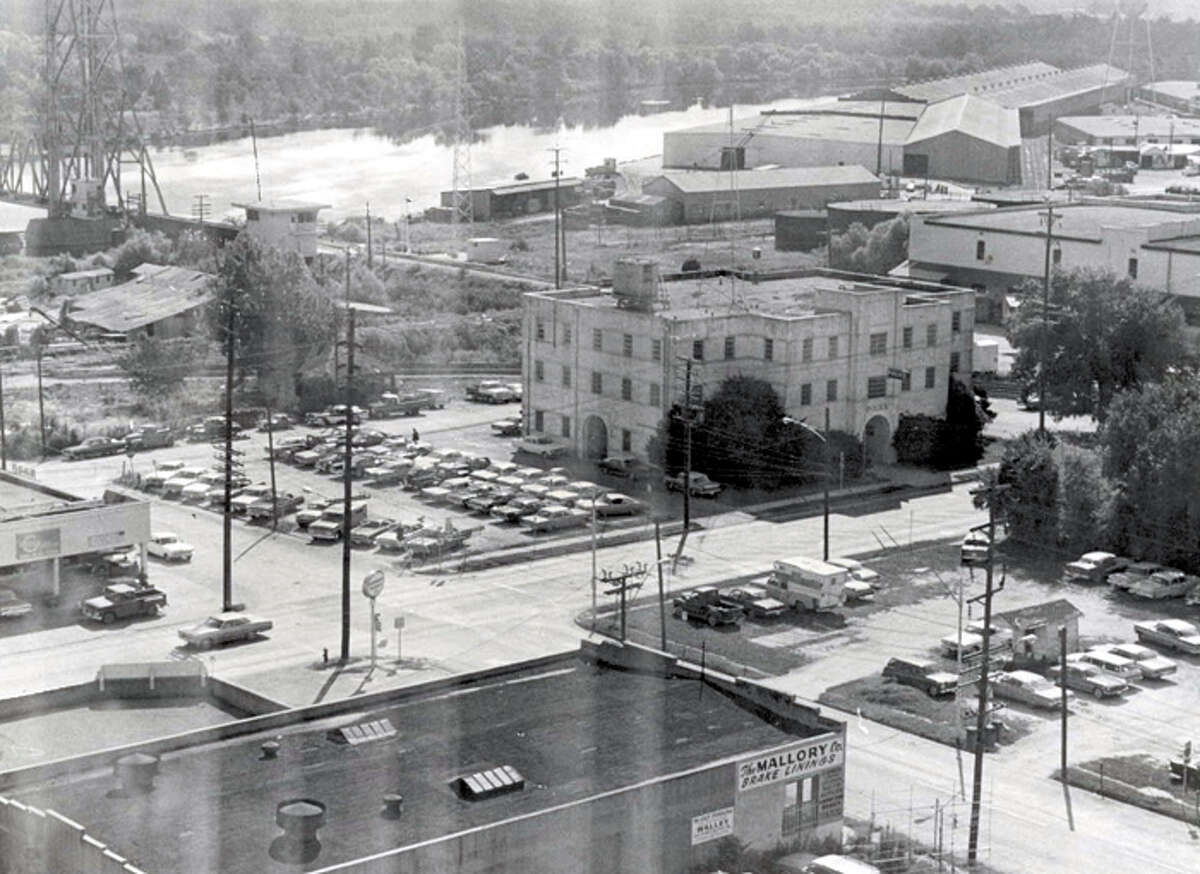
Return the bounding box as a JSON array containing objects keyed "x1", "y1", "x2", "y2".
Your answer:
[{"x1": 663, "y1": 61, "x2": 1131, "y2": 185}]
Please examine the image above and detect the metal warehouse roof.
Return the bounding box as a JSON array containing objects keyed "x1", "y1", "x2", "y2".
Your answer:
[
  {"x1": 1057, "y1": 115, "x2": 1200, "y2": 141},
  {"x1": 906, "y1": 95, "x2": 1021, "y2": 148},
  {"x1": 672, "y1": 105, "x2": 918, "y2": 145},
  {"x1": 11, "y1": 657, "x2": 800, "y2": 874},
  {"x1": 652, "y1": 165, "x2": 879, "y2": 194},
  {"x1": 67, "y1": 263, "x2": 213, "y2": 332},
  {"x1": 925, "y1": 203, "x2": 1195, "y2": 241},
  {"x1": 486, "y1": 177, "x2": 583, "y2": 196},
  {"x1": 895, "y1": 62, "x2": 1060, "y2": 103},
  {"x1": 985, "y1": 64, "x2": 1129, "y2": 109},
  {"x1": 1142, "y1": 80, "x2": 1200, "y2": 102}
]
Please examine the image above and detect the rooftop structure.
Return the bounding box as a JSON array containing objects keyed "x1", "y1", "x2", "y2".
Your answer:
[
  {"x1": 1137, "y1": 80, "x2": 1200, "y2": 114},
  {"x1": 438, "y1": 177, "x2": 585, "y2": 221},
  {"x1": 3, "y1": 645, "x2": 847, "y2": 874},
  {"x1": 64, "y1": 263, "x2": 213, "y2": 338},
  {"x1": 233, "y1": 199, "x2": 330, "y2": 261}
]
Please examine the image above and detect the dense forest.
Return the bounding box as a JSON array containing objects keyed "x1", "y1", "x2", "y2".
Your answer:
[{"x1": 2, "y1": 0, "x2": 1199, "y2": 144}]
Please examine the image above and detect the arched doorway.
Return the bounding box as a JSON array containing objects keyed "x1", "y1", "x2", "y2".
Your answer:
[
  {"x1": 583, "y1": 415, "x2": 608, "y2": 460},
  {"x1": 863, "y1": 414, "x2": 893, "y2": 466}
]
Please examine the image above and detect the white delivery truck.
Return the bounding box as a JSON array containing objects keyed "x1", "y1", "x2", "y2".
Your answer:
[{"x1": 763, "y1": 556, "x2": 850, "y2": 611}]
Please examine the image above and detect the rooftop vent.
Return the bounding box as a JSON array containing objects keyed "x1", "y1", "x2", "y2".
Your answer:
[
  {"x1": 327, "y1": 717, "x2": 397, "y2": 745},
  {"x1": 454, "y1": 765, "x2": 526, "y2": 801}
]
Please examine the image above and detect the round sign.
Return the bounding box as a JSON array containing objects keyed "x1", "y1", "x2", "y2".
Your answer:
[{"x1": 361, "y1": 569, "x2": 385, "y2": 599}]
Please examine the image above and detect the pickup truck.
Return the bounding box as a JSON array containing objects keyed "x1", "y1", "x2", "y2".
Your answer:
[
  {"x1": 465, "y1": 380, "x2": 508, "y2": 402},
  {"x1": 246, "y1": 492, "x2": 304, "y2": 521},
  {"x1": 305, "y1": 405, "x2": 365, "y2": 427},
  {"x1": 672, "y1": 587, "x2": 741, "y2": 627},
  {"x1": 369, "y1": 393, "x2": 424, "y2": 418},
  {"x1": 882, "y1": 657, "x2": 958, "y2": 697},
  {"x1": 80, "y1": 583, "x2": 167, "y2": 624},
  {"x1": 123, "y1": 424, "x2": 174, "y2": 451},
  {"x1": 309, "y1": 502, "x2": 369, "y2": 541},
  {"x1": 230, "y1": 483, "x2": 272, "y2": 515},
  {"x1": 0, "y1": 588, "x2": 32, "y2": 619}
]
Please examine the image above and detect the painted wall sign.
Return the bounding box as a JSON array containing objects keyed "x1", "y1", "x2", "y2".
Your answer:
[
  {"x1": 736, "y1": 736, "x2": 844, "y2": 792},
  {"x1": 15, "y1": 528, "x2": 61, "y2": 560},
  {"x1": 690, "y1": 807, "x2": 734, "y2": 845}
]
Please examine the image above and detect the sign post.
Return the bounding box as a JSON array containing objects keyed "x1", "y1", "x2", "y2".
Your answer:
[
  {"x1": 394, "y1": 614, "x2": 405, "y2": 662},
  {"x1": 361, "y1": 570, "x2": 385, "y2": 671}
]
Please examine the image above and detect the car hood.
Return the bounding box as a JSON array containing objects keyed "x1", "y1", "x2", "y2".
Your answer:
[
  {"x1": 160, "y1": 543, "x2": 194, "y2": 554},
  {"x1": 926, "y1": 671, "x2": 959, "y2": 684},
  {"x1": 82, "y1": 596, "x2": 114, "y2": 609},
  {"x1": 750, "y1": 597, "x2": 787, "y2": 611}
]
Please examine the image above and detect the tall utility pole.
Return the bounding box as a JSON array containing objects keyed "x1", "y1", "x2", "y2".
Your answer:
[
  {"x1": 673, "y1": 356, "x2": 696, "y2": 562},
  {"x1": 1038, "y1": 204, "x2": 1059, "y2": 436},
  {"x1": 35, "y1": 343, "x2": 45, "y2": 457},
  {"x1": 550, "y1": 145, "x2": 563, "y2": 288},
  {"x1": 340, "y1": 250, "x2": 354, "y2": 664},
  {"x1": 0, "y1": 363, "x2": 6, "y2": 470},
  {"x1": 655, "y1": 520, "x2": 667, "y2": 650},
  {"x1": 601, "y1": 563, "x2": 647, "y2": 641},
  {"x1": 1046, "y1": 117, "x2": 1054, "y2": 192},
  {"x1": 221, "y1": 291, "x2": 236, "y2": 612},
  {"x1": 822, "y1": 406, "x2": 830, "y2": 562},
  {"x1": 968, "y1": 490, "x2": 1005, "y2": 866},
  {"x1": 365, "y1": 201, "x2": 373, "y2": 269},
  {"x1": 1059, "y1": 624, "x2": 1069, "y2": 785}
]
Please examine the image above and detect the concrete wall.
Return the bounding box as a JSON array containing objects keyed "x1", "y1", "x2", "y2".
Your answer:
[
  {"x1": 904, "y1": 132, "x2": 1019, "y2": 185},
  {"x1": 663, "y1": 180, "x2": 879, "y2": 225},
  {"x1": 242, "y1": 211, "x2": 320, "y2": 259},
  {"x1": 664, "y1": 131, "x2": 903, "y2": 177},
  {"x1": 0, "y1": 796, "x2": 147, "y2": 874},
  {"x1": 0, "y1": 501, "x2": 151, "y2": 567}
]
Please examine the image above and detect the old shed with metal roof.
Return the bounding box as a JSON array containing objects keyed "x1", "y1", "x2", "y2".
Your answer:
[{"x1": 63, "y1": 263, "x2": 214, "y2": 340}]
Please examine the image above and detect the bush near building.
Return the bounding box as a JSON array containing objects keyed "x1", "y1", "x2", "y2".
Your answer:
[
  {"x1": 828, "y1": 215, "x2": 908, "y2": 276},
  {"x1": 892, "y1": 377, "x2": 988, "y2": 470}
]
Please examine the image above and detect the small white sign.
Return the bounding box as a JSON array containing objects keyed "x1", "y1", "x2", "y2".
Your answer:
[
  {"x1": 393, "y1": 614, "x2": 405, "y2": 630},
  {"x1": 361, "y1": 569, "x2": 385, "y2": 599},
  {"x1": 691, "y1": 807, "x2": 734, "y2": 845}
]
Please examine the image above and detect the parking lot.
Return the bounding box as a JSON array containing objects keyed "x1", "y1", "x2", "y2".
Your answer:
[{"x1": 604, "y1": 538, "x2": 1200, "y2": 775}]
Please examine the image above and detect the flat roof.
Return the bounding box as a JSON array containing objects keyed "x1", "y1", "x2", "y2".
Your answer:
[
  {"x1": 983, "y1": 64, "x2": 1129, "y2": 109},
  {"x1": 12, "y1": 659, "x2": 798, "y2": 873},
  {"x1": 1143, "y1": 81, "x2": 1200, "y2": 102},
  {"x1": 232, "y1": 199, "x2": 331, "y2": 212},
  {"x1": 486, "y1": 177, "x2": 584, "y2": 196},
  {"x1": 672, "y1": 110, "x2": 916, "y2": 146},
  {"x1": 651, "y1": 165, "x2": 878, "y2": 194},
  {"x1": 0, "y1": 472, "x2": 83, "y2": 517},
  {"x1": 829, "y1": 198, "x2": 993, "y2": 215},
  {"x1": 1058, "y1": 115, "x2": 1200, "y2": 139},
  {"x1": 924, "y1": 203, "x2": 1197, "y2": 241},
  {"x1": 895, "y1": 61, "x2": 1061, "y2": 103}
]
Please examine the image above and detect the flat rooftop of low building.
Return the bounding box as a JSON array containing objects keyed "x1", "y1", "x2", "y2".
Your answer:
[
  {"x1": 829, "y1": 198, "x2": 994, "y2": 215},
  {"x1": 1142, "y1": 80, "x2": 1200, "y2": 102},
  {"x1": 923, "y1": 202, "x2": 1200, "y2": 241},
  {"x1": 1143, "y1": 233, "x2": 1200, "y2": 254},
  {"x1": 231, "y1": 199, "x2": 331, "y2": 213},
  {"x1": 674, "y1": 108, "x2": 916, "y2": 146},
  {"x1": 11, "y1": 658, "x2": 800, "y2": 873},
  {"x1": 652, "y1": 165, "x2": 878, "y2": 194},
  {"x1": 0, "y1": 472, "x2": 83, "y2": 517},
  {"x1": 1058, "y1": 115, "x2": 1200, "y2": 139}
]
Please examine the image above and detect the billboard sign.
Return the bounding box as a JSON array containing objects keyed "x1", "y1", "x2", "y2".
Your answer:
[
  {"x1": 736, "y1": 735, "x2": 844, "y2": 792},
  {"x1": 690, "y1": 807, "x2": 734, "y2": 845},
  {"x1": 15, "y1": 528, "x2": 61, "y2": 560}
]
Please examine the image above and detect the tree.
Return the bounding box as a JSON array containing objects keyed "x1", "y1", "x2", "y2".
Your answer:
[
  {"x1": 118, "y1": 336, "x2": 204, "y2": 400},
  {"x1": 109, "y1": 229, "x2": 173, "y2": 279},
  {"x1": 991, "y1": 430, "x2": 1059, "y2": 549},
  {"x1": 1007, "y1": 268, "x2": 1187, "y2": 421},
  {"x1": 892, "y1": 376, "x2": 987, "y2": 470},
  {"x1": 1099, "y1": 377, "x2": 1200, "y2": 567},
  {"x1": 828, "y1": 216, "x2": 909, "y2": 276},
  {"x1": 1055, "y1": 443, "x2": 1114, "y2": 555}
]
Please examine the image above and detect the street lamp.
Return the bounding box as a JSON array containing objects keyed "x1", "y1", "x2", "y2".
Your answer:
[{"x1": 783, "y1": 408, "x2": 831, "y2": 562}]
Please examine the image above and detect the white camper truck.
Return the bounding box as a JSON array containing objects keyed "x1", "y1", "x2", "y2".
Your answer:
[{"x1": 763, "y1": 556, "x2": 849, "y2": 612}]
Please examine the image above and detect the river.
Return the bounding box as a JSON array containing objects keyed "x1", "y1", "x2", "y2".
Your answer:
[{"x1": 144, "y1": 98, "x2": 810, "y2": 223}]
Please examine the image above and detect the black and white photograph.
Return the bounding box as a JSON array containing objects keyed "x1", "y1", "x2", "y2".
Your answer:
[{"x1": 0, "y1": 0, "x2": 1198, "y2": 871}]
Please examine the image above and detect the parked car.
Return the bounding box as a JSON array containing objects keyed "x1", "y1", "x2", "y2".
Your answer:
[
  {"x1": 230, "y1": 483, "x2": 272, "y2": 515},
  {"x1": 664, "y1": 471, "x2": 722, "y2": 497},
  {"x1": 295, "y1": 499, "x2": 334, "y2": 528},
  {"x1": 802, "y1": 855, "x2": 882, "y2": 874},
  {"x1": 990, "y1": 670, "x2": 1068, "y2": 710},
  {"x1": 491, "y1": 496, "x2": 543, "y2": 523},
  {"x1": 123, "y1": 424, "x2": 174, "y2": 451},
  {"x1": 0, "y1": 588, "x2": 33, "y2": 619},
  {"x1": 1063, "y1": 551, "x2": 1126, "y2": 584},
  {"x1": 1134, "y1": 619, "x2": 1200, "y2": 655},
  {"x1": 350, "y1": 518, "x2": 398, "y2": 546},
  {"x1": 246, "y1": 492, "x2": 304, "y2": 521},
  {"x1": 516, "y1": 434, "x2": 568, "y2": 458},
  {"x1": 827, "y1": 558, "x2": 882, "y2": 589},
  {"x1": 80, "y1": 583, "x2": 166, "y2": 624},
  {"x1": 257, "y1": 413, "x2": 292, "y2": 432},
  {"x1": 592, "y1": 493, "x2": 644, "y2": 517},
  {"x1": 305, "y1": 405, "x2": 365, "y2": 427},
  {"x1": 1109, "y1": 561, "x2": 1165, "y2": 592},
  {"x1": 465, "y1": 488, "x2": 515, "y2": 514},
  {"x1": 141, "y1": 460, "x2": 185, "y2": 491},
  {"x1": 1091, "y1": 643, "x2": 1177, "y2": 680},
  {"x1": 597, "y1": 454, "x2": 647, "y2": 479},
  {"x1": 960, "y1": 531, "x2": 991, "y2": 567},
  {"x1": 1069, "y1": 650, "x2": 1143, "y2": 683},
  {"x1": 719, "y1": 585, "x2": 787, "y2": 620},
  {"x1": 673, "y1": 586, "x2": 742, "y2": 627},
  {"x1": 161, "y1": 466, "x2": 208, "y2": 498},
  {"x1": 1128, "y1": 569, "x2": 1196, "y2": 600},
  {"x1": 881, "y1": 657, "x2": 958, "y2": 697},
  {"x1": 146, "y1": 532, "x2": 194, "y2": 562},
  {"x1": 1048, "y1": 661, "x2": 1128, "y2": 698},
  {"x1": 178, "y1": 613, "x2": 273, "y2": 649},
  {"x1": 309, "y1": 502, "x2": 369, "y2": 541},
  {"x1": 520, "y1": 504, "x2": 589, "y2": 533},
  {"x1": 61, "y1": 435, "x2": 126, "y2": 460},
  {"x1": 180, "y1": 471, "x2": 224, "y2": 502},
  {"x1": 490, "y1": 417, "x2": 523, "y2": 437},
  {"x1": 91, "y1": 550, "x2": 140, "y2": 578}
]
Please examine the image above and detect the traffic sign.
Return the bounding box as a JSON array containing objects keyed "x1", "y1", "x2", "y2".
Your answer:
[{"x1": 361, "y1": 569, "x2": 385, "y2": 598}]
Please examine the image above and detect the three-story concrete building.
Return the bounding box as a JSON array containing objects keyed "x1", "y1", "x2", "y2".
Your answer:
[{"x1": 522, "y1": 261, "x2": 975, "y2": 466}]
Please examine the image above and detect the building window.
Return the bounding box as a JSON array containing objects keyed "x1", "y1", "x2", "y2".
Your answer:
[
  {"x1": 802, "y1": 337, "x2": 813, "y2": 363},
  {"x1": 563, "y1": 324, "x2": 572, "y2": 346},
  {"x1": 534, "y1": 360, "x2": 544, "y2": 382},
  {"x1": 623, "y1": 333, "x2": 633, "y2": 358},
  {"x1": 950, "y1": 351, "x2": 961, "y2": 373},
  {"x1": 724, "y1": 336, "x2": 735, "y2": 360},
  {"x1": 692, "y1": 339, "x2": 704, "y2": 361},
  {"x1": 763, "y1": 337, "x2": 774, "y2": 361},
  {"x1": 651, "y1": 338, "x2": 662, "y2": 362},
  {"x1": 621, "y1": 377, "x2": 632, "y2": 401},
  {"x1": 800, "y1": 383, "x2": 812, "y2": 406},
  {"x1": 649, "y1": 382, "x2": 661, "y2": 406},
  {"x1": 826, "y1": 379, "x2": 838, "y2": 402},
  {"x1": 591, "y1": 372, "x2": 602, "y2": 395},
  {"x1": 534, "y1": 409, "x2": 545, "y2": 432},
  {"x1": 562, "y1": 365, "x2": 571, "y2": 388},
  {"x1": 869, "y1": 332, "x2": 887, "y2": 356},
  {"x1": 561, "y1": 416, "x2": 571, "y2": 439},
  {"x1": 976, "y1": 239, "x2": 986, "y2": 261},
  {"x1": 902, "y1": 326, "x2": 913, "y2": 349},
  {"x1": 782, "y1": 777, "x2": 820, "y2": 835},
  {"x1": 925, "y1": 366, "x2": 936, "y2": 389},
  {"x1": 867, "y1": 375, "x2": 887, "y2": 398},
  {"x1": 592, "y1": 328, "x2": 603, "y2": 351},
  {"x1": 1128, "y1": 257, "x2": 1138, "y2": 279},
  {"x1": 926, "y1": 323, "x2": 938, "y2": 347},
  {"x1": 951, "y1": 310, "x2": 961, "y2": 333},
  {"x1": 828, "y1": 336, "x2": 839, "y2": 360},
  {"x1": 1052, "y1": 247, "x2": 1062, "y2": 266},
  {"x1": 621, "y1": 429, "x2": 632, "y2": 452},
  {"x1": 901, "y1": 371, "x2": 911, "y2": 391},
  {"x1": 535, "y1": 320, "x2": 545, "y2": 341}
]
